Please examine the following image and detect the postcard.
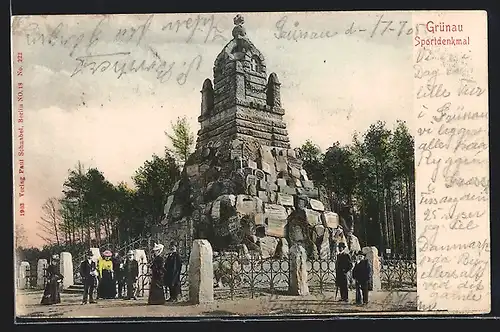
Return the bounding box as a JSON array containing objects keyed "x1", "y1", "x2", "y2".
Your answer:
[{"x1": 11, "y1": 11, "x2": 489, "y2": 320}]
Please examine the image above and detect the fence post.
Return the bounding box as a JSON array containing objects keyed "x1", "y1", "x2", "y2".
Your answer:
[
  {"x1": 37, "y1": 259, "x2": 48, "y2": 289},
  {"x1": 188, "y1": 239, "x2": 214, "y2": 304},
  {"x1": 18, "y1": 261, "x2": 30, "y2": 290},
  {"x1": 362, "y1": 246, "x2": 381, "y2": 291},
  {"x1": 59, "y1": 252, "x2": 74, "y2": 289},
  {"x1": 289, "y1": 244, "x2": 309, "y2": 296}
]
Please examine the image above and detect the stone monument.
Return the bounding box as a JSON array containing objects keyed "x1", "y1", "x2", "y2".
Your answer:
[{"x1": 160, "y1": 15, "x2": 347, "y2": 258}]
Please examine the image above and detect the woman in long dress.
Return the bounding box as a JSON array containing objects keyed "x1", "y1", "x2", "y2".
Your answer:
[
  {"x1": 40, "y1": 254, "x2": 63, "y2": 305},
  {"x1": 148, "y1": 243, "x2": 166, "y2": 305},
  {"x1": 97, "y1": 250, "x2": 116, "y2": 299}
]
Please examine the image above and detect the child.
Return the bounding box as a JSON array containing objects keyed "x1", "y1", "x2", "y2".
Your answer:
[{"x1": 352, "y1": 251, "x2": 371, "y2": 305}]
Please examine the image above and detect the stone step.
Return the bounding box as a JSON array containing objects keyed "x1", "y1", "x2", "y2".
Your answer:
[{"x1": 62, "y1": 284, "x2": 85, "y2": 293}]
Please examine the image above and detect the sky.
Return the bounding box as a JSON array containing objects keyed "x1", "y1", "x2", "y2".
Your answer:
[{"x1": 11, "y1": 11, "x2": 413, "y2": 248}]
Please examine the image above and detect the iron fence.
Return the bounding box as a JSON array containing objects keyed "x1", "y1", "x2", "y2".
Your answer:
[
  {"x1": 380, "y1": 259, "x2": 417, "y2": 290},
  {"x1": 307, "y1": 258, "x2": 337, "y2": 293},
  {"x1": 107, "y1": 249, "x2": 418, "y2": 300}
]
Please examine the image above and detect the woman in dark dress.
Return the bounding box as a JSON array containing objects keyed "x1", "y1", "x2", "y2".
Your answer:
[
  {"x1": 148, "y1": 243, "x2": 166, "y2": 305},
  {"x1": 40, "y1": 254, "x2": 63, "y2": 305},
  {"x1": 97, "y1": 250, "x2": 116, "y2": 299}
]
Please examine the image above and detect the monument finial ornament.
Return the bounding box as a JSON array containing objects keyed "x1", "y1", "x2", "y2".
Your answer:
[
  {"x1": 232, "y1": 14, "x2": 246, "y2": 39},
  {"x1": 234, "y1": 14, "x2": 245, "y2": 26}
]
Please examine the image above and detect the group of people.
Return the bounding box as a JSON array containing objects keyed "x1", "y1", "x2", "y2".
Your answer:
[
  {"x1": 79, "y1": 249, "x2": 140, "y2": 304},
  {"x1": 147, "y1": 242, "x2": 182, "y2": 305},
  {"x1": 38, "y1": 242, "x2": 182, "y2": 307},
  {"x1": 335, "y1": 242, "x2": 371, "y2": 305}
]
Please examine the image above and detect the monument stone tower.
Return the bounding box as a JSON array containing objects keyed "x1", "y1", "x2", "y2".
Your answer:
[{"x1": 161, "y1": 15, "x2": 341, "y2": 259}]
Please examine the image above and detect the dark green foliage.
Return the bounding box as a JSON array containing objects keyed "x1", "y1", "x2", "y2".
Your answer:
[{"x1": 299, "y1": 120, "x2": 415, "y2": 258}]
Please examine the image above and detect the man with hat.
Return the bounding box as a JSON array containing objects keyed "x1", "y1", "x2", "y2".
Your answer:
[
  {"x1": 123, "y1": 250, "x2": 139, "y2": 300},
  {"x1": 164, "y1": 242, "x2": 182, "y2": 302},
  {"x1": 80, "y1": 250, "x2": 98, "y2": 304},
  {"x1": 335, "y1": 242, "x2": 352, "y2": 302},
  {"x1": 352, "y1": 250, "x2": 371, "y2": 305}
]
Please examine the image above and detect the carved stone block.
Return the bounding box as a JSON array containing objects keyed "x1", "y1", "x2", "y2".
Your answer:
[
  {"x1": 236, "y1": 195, "x2": 263, "y2": 215},
  {"x1": 289, "y1": 166, "x2": 301, "y2": 179},
  {"x1": 258, "y1": 179, "x2": 269, "y2": 191},
  {"x1": 259, "y1": 161, "x2": 272, "y2": 174},
  {"x1": 277, "y1": 178, "x2": 287, "y2": 187},
  {"x1": 247, "y1": 160, "x2": 257, "y2": 169},
  {"x1": 309, "y1": 199, "x2": 325, "y2": 212},
  {"x1": 266, "y1": 219, "x2": 286, "y2": 238},
  {"x1": 321, "y1": 212, "x2": 340, "y2": 229},
  {"x1": 304, "y1": 208, "x2": 321, "y2": 227},
  {"x1": 302, "y1": 180, "x2": 314, "y2": 189},
  {"x1": 264, "y1": 203, "x2": 288, "y2": 221},
  {"x1": 258, "y1": 190, "x2": 269, "y2": 203},
  {"x1": 277, "y1": 193, "x2": 294, "y2": 207},
  {"x1": 254, "y1": 169, "x2": 265, "y2": 180},
  {"x1": 246, "y1": 174, "x2": 258, "y2": 187}
]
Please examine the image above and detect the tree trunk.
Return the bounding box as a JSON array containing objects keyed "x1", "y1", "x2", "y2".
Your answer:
[{"x1": 398, "y1": 179, "x2": 406, "y2": 257}]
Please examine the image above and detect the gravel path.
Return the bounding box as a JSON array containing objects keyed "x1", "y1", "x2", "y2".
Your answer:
[{"x1": 16, "y1": 289, "x2": 417, "y2": 318}]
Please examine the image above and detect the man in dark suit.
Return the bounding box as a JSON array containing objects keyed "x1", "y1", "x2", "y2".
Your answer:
[
  {"x1": 80, "y1": 250, "x2": 98, "y2": 304},
  {"x1": 335, "y1": 242, "x2": 352, "y2": 302},
  {"x1": 123, "y1": 250, "x2": 139, "y2": 300},
  {"x1": 112, "y1": 252, "x2": 124, "y2": 298},
  {"x1": 164, "y1": 242, "x2": 182, "y2": 302},
  {"x1": 352, "y1": 251, "x2": 371, "y2": 305}
]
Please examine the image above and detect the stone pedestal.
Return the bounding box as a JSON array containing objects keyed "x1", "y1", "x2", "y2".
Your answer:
[
  {"x1": 37, "y1": 259, "x2": 48, "y2": 288},
  {"x1": 362, "y1": 246, "x2": 381, "y2": 291},
  {"x1": 18, "y1": 261, "x2": 30, "y2": 289},
  {"x1": 134, "y1": 249, "x2": 148, "y2": 277},
  {"x1": 59, "y1": 252, "x2": 73, "y2": 289},
  {"x1": 289, "y1": 244, "x2": 309, "y2": 295},
  {"x1": 189, "y1": 239, "x2": 214, "y2": 304}
]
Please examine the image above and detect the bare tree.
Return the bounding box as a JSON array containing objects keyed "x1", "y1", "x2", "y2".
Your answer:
[
  {"x1": 15, "y1": 222, "x2": 27, "y2": 249},
  {"x1": 37, "y1": 197, "x2": 61, "y2": 245}
]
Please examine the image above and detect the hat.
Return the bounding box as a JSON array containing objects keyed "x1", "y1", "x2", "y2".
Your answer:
[
  {"x1": 356, "y1": 251, "x2": 365, "y2": 256},
  {"x1": 152, "y1": 243, "x2": 164, "y2": 255},
  {"x1": 338, "y1": 242, "x2": 346, "y2": 248},
  {"x1": 102, "y1": 250, "x2": 112, "y2": 257},
  {"x1": 86, "y1": 250, "x2": 93, "y2": 256},
  {"x1": 127, "y1": 250, "x2": 134, "y2": 256},
  {"x1": 52, "y1": 254, "x2": 59, "y2": 260}
]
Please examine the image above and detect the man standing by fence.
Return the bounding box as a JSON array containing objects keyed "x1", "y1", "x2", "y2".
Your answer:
[
  {"x1": 80, "y1": 250, "x2": 98, "y2": 304},
  {"x1": 123, "y1": 250, "x2": 139, "y2": 300},
  {"x1": 352, "y1": 251, "x2": 371, "y2": 305},
  {"x1": 335, "y1": 242, "x2": 352, "y2": 302},
  {"x1": 164, "y1": 242, "x2": 182, "y2": 302}
]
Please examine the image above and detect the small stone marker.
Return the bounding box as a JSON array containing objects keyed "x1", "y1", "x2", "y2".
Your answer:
[
  {"x1": 59, "y1": 252, "x2": 74, "y2": 289},
  {"x1": 18, "y1": 261, "x2": 30, "y2": 289},
  {"x1": 134, "y1": 249, "x2": 148, "y2": 283},
  {"x1": 362, "y1": 246, "x2": 381, "y2": 291},
  {"x1": 37, "y1": 259, "x2": 48, "y2": 288},
  {"x1": 189, "y1": 239, "x2": 214, "y2": 304},
  {"x1": 289, "y1": 244, "x2": 309, "y2": 296}
]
